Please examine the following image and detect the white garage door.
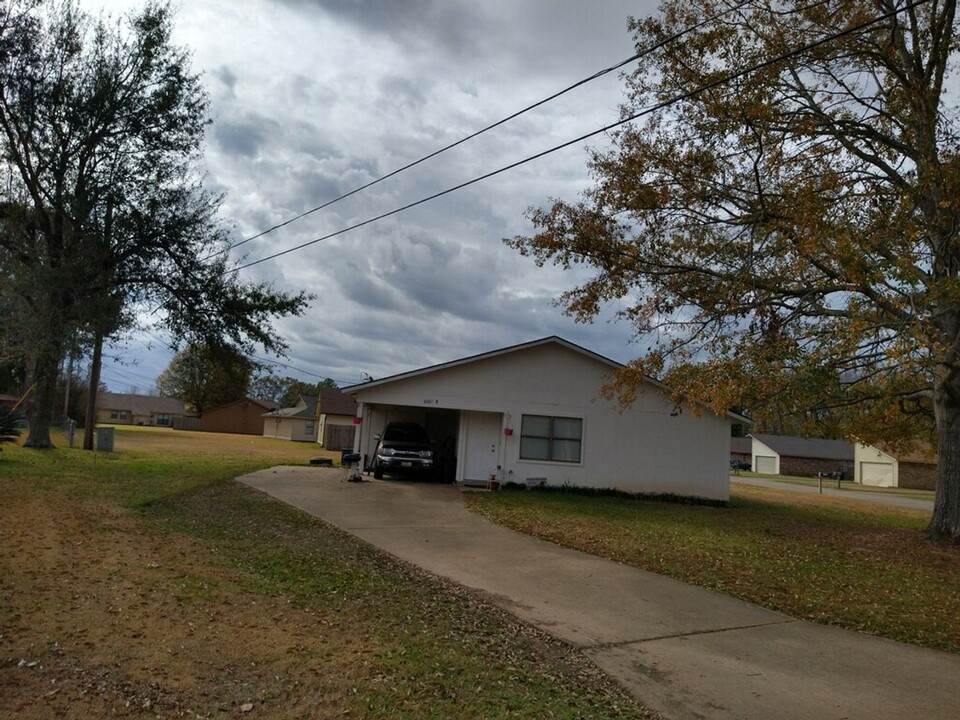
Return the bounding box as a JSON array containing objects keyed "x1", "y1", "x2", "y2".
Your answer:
[
  {"x1": 755, "y1": 455, "x2": 777, "y2": 474},
  {"x1": 861, "y1": 462, "x2": 895, "y2": 487}
]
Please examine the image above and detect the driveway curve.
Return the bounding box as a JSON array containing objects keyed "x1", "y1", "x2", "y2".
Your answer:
[{"x1": 239, "y1": 467, "x2": 959, "y2": 720}]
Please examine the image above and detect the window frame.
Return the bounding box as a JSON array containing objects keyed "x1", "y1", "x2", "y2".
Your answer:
[{"x1": 518, "y1": 414, "x2": 583, "y2": 464}]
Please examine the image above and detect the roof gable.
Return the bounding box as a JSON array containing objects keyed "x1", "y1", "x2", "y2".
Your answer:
[
  {"x1": 343, "y1": 336, "x2": 747, "y2": 423},
  {"x1": 343, "y1": 337, "x2": 621, "y2": 393}
]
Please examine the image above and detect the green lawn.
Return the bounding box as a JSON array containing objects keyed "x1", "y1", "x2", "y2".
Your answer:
[
  {"x1": 0, "y1": 427, "x2": 648, "y2": 719},
  {"x1": 466, "y1": 485, "x2": 960, "y2": 653}
]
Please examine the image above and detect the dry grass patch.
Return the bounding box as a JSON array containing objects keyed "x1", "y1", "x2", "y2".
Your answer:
[
  {"x1": 0, "y1": 428, "x2": 651, "y2": 719},
  {"x1": 466, "y1": 484, "x2": 960, "y2": 653}
]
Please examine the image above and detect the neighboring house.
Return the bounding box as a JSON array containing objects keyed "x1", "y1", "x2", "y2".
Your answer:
[
  {"x1": 854, "y1": 442, "x2": 937, "y2": 490},
  {"x1": 316, "y1": 386, "x2": 357, "y2": 450},
  {"x1": 262, "y1": 394, "x2": 319, "y2": 442},
  {"x1": 730, "y1": 436, "x2": 752, "y2": 464},
  {"x1": 96, "y1": 392, "x2": 192, "y2": 427},
  {"x1": 343, "y1": 336, "x2": 742, "y2": 501},
  {"x1": 200, "y1": 397, "x2": 279, "y2": 436},
  {"x1": 750, "y1": 433, "x2": 854, "y2": 477}
]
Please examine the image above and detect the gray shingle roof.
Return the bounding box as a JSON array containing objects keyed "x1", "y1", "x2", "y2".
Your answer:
[
  {"x1": 318, "y1": 386, "x2": 356, "y2": 416},
  {"x1": 751, "y1": 433, "x2": 853, "y2": 461},
  {"x1": 263, "y1": 394, "x2": 318, "y2": 419}
]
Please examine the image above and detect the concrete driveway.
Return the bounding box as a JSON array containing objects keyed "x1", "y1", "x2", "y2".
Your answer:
[{"x1": 239, "y1": 467, "x2": 960, "y2": 720}]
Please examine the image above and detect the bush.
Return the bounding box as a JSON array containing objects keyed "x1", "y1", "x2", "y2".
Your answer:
[{"x1": 0, "y1": 405, "x2": 23, "y2": 451}]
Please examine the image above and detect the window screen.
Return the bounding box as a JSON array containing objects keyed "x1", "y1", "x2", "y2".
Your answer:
[{"x1": 520, "y1": 415, "x2": 582, "y2": 463}]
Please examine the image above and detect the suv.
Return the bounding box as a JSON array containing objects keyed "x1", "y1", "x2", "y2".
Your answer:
[{"x1": 372, "y1": 422, "x2": 434, "y2": 479}]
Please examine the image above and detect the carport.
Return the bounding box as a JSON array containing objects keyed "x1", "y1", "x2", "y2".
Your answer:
[{"x1": 354, "y1": 402, "x2": 504, "y2": 485}]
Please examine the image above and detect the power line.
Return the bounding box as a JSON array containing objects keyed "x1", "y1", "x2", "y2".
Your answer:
[
  {"x1": 207, "y1": 0, "x2": 758, "y2": 261},
  {"x1": 230, "y1": 0, "x2": 923, "y2": 274}
]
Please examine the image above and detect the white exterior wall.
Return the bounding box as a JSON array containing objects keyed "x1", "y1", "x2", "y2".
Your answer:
[
  {"x1": 263, "y1": 417, "x2": 317, "y2": 442},
  {"x1": 854, "y1": 443, "x2": 898, "y2": 487},
  {"x1": 351, "y1": 343, "x2": 730, "y2": 500},
  {"x1": 751, "y1": 438, "x2": 780, "y2": 475}
]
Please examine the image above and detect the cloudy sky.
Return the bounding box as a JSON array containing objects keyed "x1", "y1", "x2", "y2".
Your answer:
[{"x1": 84, "y1": 0, "x2": 661, "y2": 392}]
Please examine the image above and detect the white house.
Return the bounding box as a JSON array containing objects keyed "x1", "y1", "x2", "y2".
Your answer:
[
  {"x1": 343, "y1": 337, "x2": 740, "y2": 501},
  {"x1": 262, "y1": 394, "x2": 319, "y2": 442}
]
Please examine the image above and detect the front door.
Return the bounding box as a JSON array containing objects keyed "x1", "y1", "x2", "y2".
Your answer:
[{"x1": 462, "y1": 411, "x2": 501, "y2": 484}]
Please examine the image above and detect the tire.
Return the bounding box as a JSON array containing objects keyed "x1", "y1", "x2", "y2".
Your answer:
[{"x1": 373, "y1": 462, "x2": 384, "y2": 480}]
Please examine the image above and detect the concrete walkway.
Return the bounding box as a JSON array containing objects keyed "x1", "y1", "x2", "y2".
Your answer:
[
  {"x1": 732, "y1": 475, "x2": 935, "y2": 511},
  {"x1": 239, "y1": 467, "x2": 960, "y2": 720}
]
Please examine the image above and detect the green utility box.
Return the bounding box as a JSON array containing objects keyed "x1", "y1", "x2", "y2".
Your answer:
[{"x1": 94, "y1": 426, "x2": 114, "y2": 452}]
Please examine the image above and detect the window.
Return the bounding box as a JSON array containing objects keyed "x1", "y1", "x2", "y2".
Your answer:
[
  {"x1": 109, "y1": 411, "x2": 118, "y2": 419},
  {"x1": 304, "y1": 421, "x2": 315, "y2": 435},
  {"x1": 520, "y1": 415, "x2": 582, "y2": 463},
  {"x1": 118, "y1": 411, "x2": 128, "y2": 420},
  {"x1": 156, "y1": 414, "x2": 170, "y2": 426}
]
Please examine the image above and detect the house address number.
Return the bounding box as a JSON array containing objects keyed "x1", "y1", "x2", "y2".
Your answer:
[{"x1": 423, "y1": 399, "x2": 438, "y2": 404}]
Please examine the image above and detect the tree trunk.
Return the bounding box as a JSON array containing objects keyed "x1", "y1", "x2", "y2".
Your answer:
[
  {"x1": 82, "y1": 330, "x2": 103, "y2": 451},
  {"x1": 928, "y1": 370, "x2": 960, "y2": 540},
  {"x1": 23, "y1": 342, "x2": 61, "y2": 448}
]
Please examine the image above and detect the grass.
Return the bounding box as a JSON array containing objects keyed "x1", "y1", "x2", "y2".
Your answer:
[
  {"x1": 465, "y1": 484, "x2": 960, "y2": 654},
  {"x1": 0, "y1": 427, "x2": 648, "y2": 719}
]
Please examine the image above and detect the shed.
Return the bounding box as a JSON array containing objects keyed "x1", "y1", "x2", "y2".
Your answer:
[
  {"x1": 200, "y1": 397, "x2": 279, "y2": 435},
  {"x1": 262, "y1": 394, "x2": 319, "y2": 442},
  {"x1": 750, "y1": 433, "x2": 853, "y2": 477},
  {"x1": 343, "y1": 336, "x2": 741, "y2": 501},
  {"x1": 854, "y1": 442, "x2": 937, "y2": 490}
]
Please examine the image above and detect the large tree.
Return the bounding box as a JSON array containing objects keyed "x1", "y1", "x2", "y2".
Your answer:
[
  {"x1": 509, "y1": 0, "x2": 960, "y2": 538},
  {"x1": 0, "y1": 1, "x2": 309, "y2": 447},
  {"x1": 156, "y1": 343, "x2": 252, "y2": 415}
]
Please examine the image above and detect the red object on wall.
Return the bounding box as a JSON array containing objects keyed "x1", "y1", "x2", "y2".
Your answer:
[
  {"x1": 504, "y1": 428, "x2": 513, "y2": 436},
  {"x1": 352, "y1": 416, "x2": 362, "y2": 424}
]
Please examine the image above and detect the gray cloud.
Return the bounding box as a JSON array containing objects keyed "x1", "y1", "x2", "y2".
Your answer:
[{"x1": 91, "y1": 0, "x2": 652, "y2": 389}]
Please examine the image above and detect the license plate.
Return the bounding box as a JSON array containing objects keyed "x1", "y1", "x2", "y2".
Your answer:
[{"x1": 401, "y1": 461, "x2": 413, "y2": 467}]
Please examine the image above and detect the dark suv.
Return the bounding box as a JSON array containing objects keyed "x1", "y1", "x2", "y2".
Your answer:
[{"x1": 372, "y1": 422, "x2": 434, "y2": 479}]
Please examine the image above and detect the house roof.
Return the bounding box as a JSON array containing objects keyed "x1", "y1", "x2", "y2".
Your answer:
[
  {"x1": 863, "y1": 441, "x2": 937, "y2": 465},
  {"x1": 730, "y1": 437, "x2": 752, "y2": 455},
  {"x1": 343, "y1": 335, "x2": 750, "y2": 423},
  {"x1": 263, "y1": 394, "x2": 318, "y2": 419},
  {"x1": 751, "y1": 433, "x2": 853, "y2": 461},
  {"x1": 318, "y1": 386, "x2": 356, "y2": 416},
  {"x1": 202, "y1": 397, "x2": 280, "y2": 415},
  {"x1": 98, "y1": 392, "x2": 191, "y2": 416}
]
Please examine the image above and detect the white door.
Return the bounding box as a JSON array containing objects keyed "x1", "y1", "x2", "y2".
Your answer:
[
  {"x1": 861, "y1": 462, "x2": 895, "y2": 487},
  {"x1": 462, "y1": 411, "x2": 501, "y2": 483},
  {"x1": 755, "y1": 455, "x2": 777, "y2": 474}
]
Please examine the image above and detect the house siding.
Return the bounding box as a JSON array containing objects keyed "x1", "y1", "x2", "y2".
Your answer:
[
  {"x1": 200, "y1": 400, "x2": 270, "y2": 435},
  {"x1": 898, "y1": 462, "x2": 937, "y2": 490},
  {"x1": 780, "y1": 456, "x2": 853, "y2": 478}
]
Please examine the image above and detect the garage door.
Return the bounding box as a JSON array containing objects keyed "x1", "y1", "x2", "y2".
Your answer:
[
  {"x1": 755, "y1": 455, "x2": 777, "y2": 474},
  {"x1": 860, "y1": 462, "x2": 895, "y2": 487}
]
